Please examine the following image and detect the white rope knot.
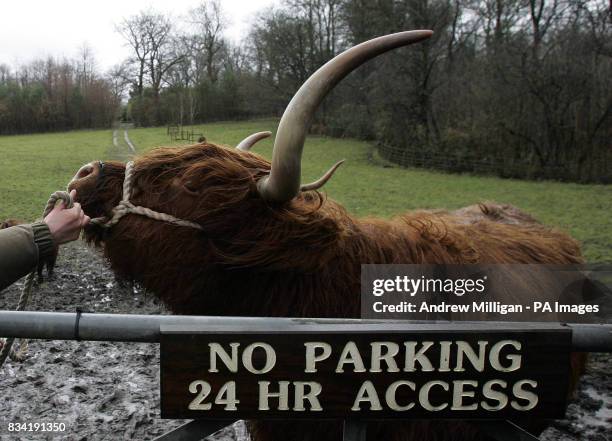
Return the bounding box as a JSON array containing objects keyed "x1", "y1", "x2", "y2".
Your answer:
[{"x1": 90, "y1": 161, "x2": 204, "y2": 231}]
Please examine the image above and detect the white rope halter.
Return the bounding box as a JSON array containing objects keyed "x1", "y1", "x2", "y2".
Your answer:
[{"x1": 89, "y1": 161, "x2": 204, "y2": 231}]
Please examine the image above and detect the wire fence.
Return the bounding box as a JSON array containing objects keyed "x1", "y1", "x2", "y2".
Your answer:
[{"x1": 376, "y1": 143, "x2": 611, "y2": 183}]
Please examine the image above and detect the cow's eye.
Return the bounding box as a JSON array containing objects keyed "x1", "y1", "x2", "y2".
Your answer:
[{"x1": 183, "y1": 180, "x2": 200, "y2": 195}]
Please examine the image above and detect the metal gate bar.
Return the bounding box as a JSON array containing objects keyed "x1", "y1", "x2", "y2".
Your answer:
[
  {"x1": 150, "y1": 419, "x2": 541, "y2": 441},
  {"x1": 0, "y1": 311, "x2": 610, "y2": 351},
  {"x1": 479, "y1": 421, "x2": 541, "y2": 440},
  {"x1": 152, "y1": 420, "x2": 233, "y2": 441}
]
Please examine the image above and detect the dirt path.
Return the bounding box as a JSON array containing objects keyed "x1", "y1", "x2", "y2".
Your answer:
[
  {"x1": 110, "y1": 124, "x2": 136, "y2": 161},
  {"x1": 123, "y1": 127, "x2": 136, "y2": 154}
]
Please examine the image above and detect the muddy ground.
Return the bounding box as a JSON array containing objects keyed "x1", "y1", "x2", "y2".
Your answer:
[{"x1": 0, "y1": 242, "x2": 610, "y2": 440}]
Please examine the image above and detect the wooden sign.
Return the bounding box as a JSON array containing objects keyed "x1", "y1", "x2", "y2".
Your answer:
[{"x1": 160, "y1": 322, "x2": 571, "y2": 420}]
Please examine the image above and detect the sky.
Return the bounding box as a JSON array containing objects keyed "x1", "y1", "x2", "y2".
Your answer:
[{"x1": 0, "y1": 0, "x2": 277, "y2": 72}]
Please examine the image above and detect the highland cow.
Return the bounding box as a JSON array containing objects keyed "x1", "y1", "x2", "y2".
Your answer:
[{"x1": 68, "y1": 31, "x2": 584, "y2": 440}]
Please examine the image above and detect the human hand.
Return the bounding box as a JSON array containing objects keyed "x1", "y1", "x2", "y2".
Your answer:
[{"x1": 44, "y1": 190, "x2": 90, "y2": 245}]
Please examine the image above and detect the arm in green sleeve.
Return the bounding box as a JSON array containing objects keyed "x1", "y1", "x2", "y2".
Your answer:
[{"x1": 0, "y1": 222, "x2": 55, "y2": 291}]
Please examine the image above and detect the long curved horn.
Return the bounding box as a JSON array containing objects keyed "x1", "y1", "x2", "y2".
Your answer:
[
  {"x1": 236, "y1": 131, "x2": 272, "y2": 151},
  {"x1": 257, "y1": 30, "x2": 433, "y2": 203}
]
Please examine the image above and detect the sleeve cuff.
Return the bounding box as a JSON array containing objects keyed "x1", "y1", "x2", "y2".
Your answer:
[{"x1": 30, "y1": 222, "x2": 56, "y2": 263}]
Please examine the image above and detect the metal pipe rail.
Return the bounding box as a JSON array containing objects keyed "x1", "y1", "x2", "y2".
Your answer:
[{"x1": 0, "y1": 311, "x2": 611, "y2": 352}]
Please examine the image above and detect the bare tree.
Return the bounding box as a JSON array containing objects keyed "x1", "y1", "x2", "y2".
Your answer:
[
  {"x1": 143, "y1": 12, "x2": 185, "y2": 98},
  {"x1": 116, "y1": 9, "x2": 185, "y2": 124},
  {"x1": 188, "y1": 0, "x2": 227, "y2": 83},
  {"x1": 107, "y1": 62, "x2": 133, "y2": 104},
  {"x1": 165, "y1": 36, "x2": 199, "y2": 124},
  {"x1": 116, "y1": 12, "x2": 152, "y2": 97},
  {"x1": 76, "y1": 43, "x2": 97, "y2": 89}
]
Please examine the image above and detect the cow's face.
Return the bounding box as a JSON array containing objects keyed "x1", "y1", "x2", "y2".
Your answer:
[
  {"x1": 68, "y1": 160, "x2": 125, "y2": 228},
  {"x1": 67, "y1": 140, "x2": 344, "y2": 291},
  {"x1": 68, "y1": 143, "x2": 273, "y2": 243}
]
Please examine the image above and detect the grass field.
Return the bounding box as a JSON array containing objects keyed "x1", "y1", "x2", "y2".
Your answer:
[{"x1": 1, "y1": 119, "x2": 610, "y2": 262}]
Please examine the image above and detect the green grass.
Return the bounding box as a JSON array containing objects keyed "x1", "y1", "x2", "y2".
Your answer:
[
  {"x1": 0, "y1": 129, "x2": 113, "y2": 220},
  {"x1": 1, "y1": 119, "x2": 610, "y2": 262}
]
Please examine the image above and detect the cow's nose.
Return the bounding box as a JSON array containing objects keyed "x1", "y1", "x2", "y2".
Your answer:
[
  {"x1": 72, "y1": 164, "x2": 94, "y2": 182},
  {"x1": 70, "y1": 164, "x2": 96, "y2": 184}
]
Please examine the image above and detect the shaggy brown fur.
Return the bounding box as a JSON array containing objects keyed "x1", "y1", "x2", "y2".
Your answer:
[{"x1": 69, "y1": 142, "x2": 584, "y2": 440}]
